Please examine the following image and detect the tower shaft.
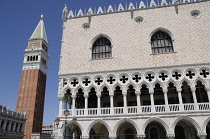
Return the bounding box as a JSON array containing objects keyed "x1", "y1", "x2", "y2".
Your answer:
[{"x1": 16, "y1": 16, "x2": 49, "y2": 139}]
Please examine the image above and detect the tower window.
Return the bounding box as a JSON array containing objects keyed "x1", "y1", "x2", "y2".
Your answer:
[
  {"x1": 151, "y1": 31, "x2": 174, "y2": 54},
  {"x1": 92, "y1": 37, "x2": 112, "y2": 59}
]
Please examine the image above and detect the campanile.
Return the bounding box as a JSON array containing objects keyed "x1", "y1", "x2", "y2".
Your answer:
[{"x1": 16, "y1": 15, "x2": 49, "y2": 139}]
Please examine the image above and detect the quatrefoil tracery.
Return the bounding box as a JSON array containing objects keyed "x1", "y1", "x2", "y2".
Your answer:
[
  {"x1": 132, "y1": 74, "x2": 141, "y2": 83},
  {"x1": 107, "y1": 76, "x2": 116, "y2": 84},
  {"x1": 120, "y1": 75, "x2": 128, "y2": 84},
  {"x1": 172, "y1": 71, "x2": 182, "y2": 80},
  {"x1": 146, "y1": 73, "x2": 154, "y2": 82},
  {"x1": 95, "y1": 77, "x2": 103, "y2": 85},
  {"x1": 83, "y1": 78, "x2": 91, "y2": 86},
  {"x1": 186, "y1": 70, "x2": 195, "y2": 79},
  {"x1": 200, "y1": 69, "x2": 209, "y2": 78},
  {"x1": 159, "y1": 72, "x2": 168, "y2": 81},
  {"x1": 71, "y1": 79, "x2": 79, "y2": 87}
]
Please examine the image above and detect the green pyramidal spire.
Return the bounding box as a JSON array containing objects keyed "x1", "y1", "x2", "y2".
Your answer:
[{"x1": 30, "y1": 14, "x2": 48, "y2": 44}]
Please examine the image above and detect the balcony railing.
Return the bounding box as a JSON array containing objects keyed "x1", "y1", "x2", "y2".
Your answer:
[{"x1": 63, "y1": 102, "x2": 210, "y2": 117}]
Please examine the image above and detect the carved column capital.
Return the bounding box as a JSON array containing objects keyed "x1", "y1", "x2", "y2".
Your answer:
[
  {"x1": 197, "y1": 133, "x2": 207, "y2": 139},
  {"x1": 135, "y1": 90, "x2": 141, "y2": 95},
  {"x1": 166, "y1": 134, "x2": 175, "y2": 139}
]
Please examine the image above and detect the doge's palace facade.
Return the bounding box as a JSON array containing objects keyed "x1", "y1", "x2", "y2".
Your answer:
[{"x1": 54, "y1": 0, "x2": 210, "y2": 139}]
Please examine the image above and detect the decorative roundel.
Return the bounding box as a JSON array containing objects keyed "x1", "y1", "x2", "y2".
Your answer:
[
  {"x1": 135, "y1": 16, "x2": 144, "y2": 24},
  {"x1": 185, "y1": 69, "x2": 197, "y2": 80},
  {"x1": 171, "y1": 70, "x2": 182, "y2": 81},
  {"x1": 145, "y1": 72, "x2": 155, "y2": 82},
  {"x1": 82, "y1": 77, "x2": 91, "y2": 87},
  {"x1": 190, "y1": 10, "x2": 201, "y2": 18},
  {"x1": 199, "y1": 68, "x2": 210, "y2": 79},
  {"x1": 93, "y1": 76, "x2": 104, "y2": 86},
  {"x1": 106, "y1": 75, "x2": 117, "y2": 85},
  {"x1": 82, "y1": 23, "x2": 90, "y2": 29},
  {"x1": 158, "y1": 71, "x2": 168, "y2": 81},
  {"x1": 70, "y1": 78, "x2": 79, "y2": 87},
  {"x1": 131, "y1": 73, "x2": 142, "y2": 83},
  {"x1": 118, "y1": 74, "x2": 129, "y2": 84}
]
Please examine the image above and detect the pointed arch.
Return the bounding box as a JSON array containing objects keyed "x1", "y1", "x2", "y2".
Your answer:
[
  {"x1": 180, "y1": 79, "x2": 193, "y2": 89},
  {"x1": 194, "y1": 78, "x2": 207, "y2": 88},
  {"x1": 143, "y1": 117, "x2": 169, "y2": 134},
  {"x1": 126, "y1": 82, "x2": 137, "y2": 90},
  {"x1": 75, "y1": 85, "x2": 84, "y2": 94},
  {"x1": 87, "y1": 119, "x2": 111, "y2": 136},
  {"x1": 61, "y1": 120, "x2": 84, "y2": 136},
  {"x1": 140, "y1": 82, "x2": 150, "y2": 89},
  {"x1": 153, "y1": 81, "x2": 165, "y2": 89},
  {"x1": 166, "y1": 79, "x2": 179, "y2": 88},
  {"x1": 90, "y1": 34, "x2": 113, "y2": 49},
  {"x1": 99, "y1": 83, "x2": 110, "y2": 92},
  {"x1": 150, "y1": 28, "x2": 174, "y2": 54},
  {"x1": 62, "y1": 85, "x2": 71, "y2": 95},
  {"x1": 113, "y1": 118, "x2": 140, "y2": 136},
  {"x1": 113, "y1": 83, "x2": 123, "y2": 91},
  {"x1": 87, "y1": 85, "x2": 98, "y2": 94},
  {"x1": 150, "y1": 27, "x2": 174, "y2": 40},
  {"x1": 172, "y1": 116, "x2": 201, "y2": 133}
]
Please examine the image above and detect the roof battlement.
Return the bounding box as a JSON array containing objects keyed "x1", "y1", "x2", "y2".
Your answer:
[{"x1": 62, "y1": 0, "x2": 206, "y2": 19}]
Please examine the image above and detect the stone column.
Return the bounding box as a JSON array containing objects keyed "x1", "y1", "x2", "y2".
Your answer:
[
  {"x1": 63, "y1": 99, "x2": 67, "y2": 110},
  {"x1": 59, "y1": 98, "x2": 63, "y2": 116},
  {"x1": 17, "y1": 123, "x2": 21, "y2": 132},
  {"x1": 149, "y1": 90, "x2": 155, "y2": 112},
  {"x1": 110, "y1": 94, "x2": 114, "y2": 114},
  {"x1": 136, "y1": 91, "x2": 141, "y2": 113},
  {"x1": 7, "y1": 121, "x2": 12, "y2": 131},
  {"x1": 192, "y1": 89, "x2": 199, "y2": 110},
  {"x1": 12, "y1": 122, "x2": 16, "y2": 132},
  {"x1": 97, "y1": 95, "x2": 101, "y2": 115},
  {"x1": 123, "y1": 93, "x2": 128, "y2": 114},
  {"x1": 163, "y1": 89, "x2": 169, "y2": 112},
  {"x1": 3, "y1": 120, "x2": 8, "y2": 130},
  {"x1": 72, "y1": 95, "x2": 76, "y2": 116},
  {"x1": 177, "y1": 89, "x2": 184, "y2": 111},
  {"x1": 84, "y1": 95, "x2": 88, "y2": 115}
]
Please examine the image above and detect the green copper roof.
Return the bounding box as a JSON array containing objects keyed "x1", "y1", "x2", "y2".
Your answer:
[{"x1": 30, "y1": 15, "x2": 48, "y2": 43}]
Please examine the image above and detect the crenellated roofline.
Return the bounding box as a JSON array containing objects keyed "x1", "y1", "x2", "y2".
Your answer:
[{"x1": 62, "y1": 0, "x2": 206, "y2": 20}]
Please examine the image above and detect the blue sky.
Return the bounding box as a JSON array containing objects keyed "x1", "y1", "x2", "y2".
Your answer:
[{"x1": 1, "y1": 0, "x2": 159, "y2": 126}]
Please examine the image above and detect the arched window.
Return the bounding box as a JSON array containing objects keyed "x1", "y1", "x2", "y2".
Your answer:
[
  {"x1": 92, "y1": 37, "x2": 112, "y2": 59},
  {"x1": 150, "y1": 127, "x2": 159, "y2": 139},
  {"x1": 151, "y1": 31, "x2": 174, "y2": 54}
]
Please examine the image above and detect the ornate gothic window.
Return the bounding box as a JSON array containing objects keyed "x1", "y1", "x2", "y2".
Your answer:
[
  {"x1": 151, "y1": 31, "x2": 174, "y2": 54},
  {"x1": 92, "y1": 37, "x2": 112, "y2": 59}
]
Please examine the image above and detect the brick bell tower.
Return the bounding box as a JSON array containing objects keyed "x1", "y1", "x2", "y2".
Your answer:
[{"x1": 16, "y1": 15, "x2": 49, "y2": 139}]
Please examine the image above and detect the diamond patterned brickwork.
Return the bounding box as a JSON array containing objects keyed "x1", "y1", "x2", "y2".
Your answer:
[{"x1": 59, "y1": 2, "x2": 210, "y2": 75}]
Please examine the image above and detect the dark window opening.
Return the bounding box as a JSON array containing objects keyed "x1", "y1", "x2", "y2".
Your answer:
[
  {"x1": 92, "y1": 37, "x2": 112, "y2": 59},
  {"x1": 151, "y1": 31, "x2": 174, "y2": 54}
]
